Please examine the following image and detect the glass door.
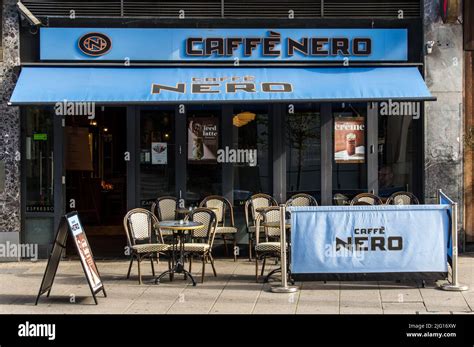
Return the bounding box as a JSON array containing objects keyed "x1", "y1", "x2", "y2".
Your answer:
[
  {"x1": 139, "y1": 107, "x2": 176, "y2": 207},
  {"x1": 64, "y1": 107, "x2": 128, "y2": 256}
]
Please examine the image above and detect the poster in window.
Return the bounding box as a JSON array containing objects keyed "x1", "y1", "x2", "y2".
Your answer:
[
  {"x1": 334, "y1": 117, "x2": 365, "y2": 164},
  {"x1": 151, "y1": 142, "x2": 167, "y2": 165},
  {"x1": 187, "y1": 117, "x2": 219, "y2": 163},
  {"x1": 65, "y1": 126, "x2": 93, "y2": 171},
  {"x1": 66, "y1": 214, "x2": 102, "y2": 292}
]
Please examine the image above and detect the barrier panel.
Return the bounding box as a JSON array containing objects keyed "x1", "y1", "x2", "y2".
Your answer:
[
  {"x1": 290, "y1": 205, "x2": 450, "y2": 281},
  {"x1": 269, "y1": 191, "x2": 468, "y2": 294}
]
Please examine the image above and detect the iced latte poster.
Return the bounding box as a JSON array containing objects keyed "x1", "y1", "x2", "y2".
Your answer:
[
  {"x1": 187, "y1": 117, "x2": 219, "y2": 163},
  {"x1": 334, "y1": 117, "x2": 365, "y2": 164}
]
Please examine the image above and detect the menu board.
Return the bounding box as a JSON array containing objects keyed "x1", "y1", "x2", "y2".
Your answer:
[
  {"x1": 334, "y1": 117, "x2": 365, "y2": 164},
  {"x1": 66, "y1": 213, "x2": 102, "y2": 292},
  {"x1": 187, "y1": 117, "x2": 219, "y2": 163},
  {"x1": 36, "y1": 212, "x2": 106, "y2": 305}
]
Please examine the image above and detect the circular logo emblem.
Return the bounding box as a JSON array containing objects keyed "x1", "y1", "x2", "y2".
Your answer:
[{"x1": 78, "y1": 33, "x2": 112, "y2": 56}]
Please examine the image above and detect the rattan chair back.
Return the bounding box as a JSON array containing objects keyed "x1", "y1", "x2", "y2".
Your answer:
[
  {"x1": 386, "y1": 191, "x2": 420, "y2": 205},
  {"x1": 350, "y1": 193, "x2": 383, "y2": 206}
]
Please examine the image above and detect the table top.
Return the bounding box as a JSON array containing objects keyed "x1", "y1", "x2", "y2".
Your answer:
[
  {"x1": 261, "y1": 221, "x2": 291, "y2": 229},
  {"x1": 157, "y1": 221, "x2": 203, "y2": 230},
  {"x1": 176, "y1": 207, "x2": 219, "y2": 214}
]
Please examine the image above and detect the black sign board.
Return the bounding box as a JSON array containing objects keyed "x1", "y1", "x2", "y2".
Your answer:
[{"x1": 35, "y1": 212, "x2": 106, "y2": 305}]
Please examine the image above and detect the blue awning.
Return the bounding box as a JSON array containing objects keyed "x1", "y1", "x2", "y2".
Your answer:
[{"x1": 9, "y1": 66, "x2": 435, "y2": 105}]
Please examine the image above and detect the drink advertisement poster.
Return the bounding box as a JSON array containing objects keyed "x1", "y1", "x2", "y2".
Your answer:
[
  {"x1": 187, "y1": 117, "x2": 219, "y2": 163},
  {"x1": 151, "y1": 142, "x2": 167, "y2": 165},
  {"x1": 66, "y1": 214, "x2": 102, "y2": 292},
  {"x1": 334, "y1": 117, "x2": 365, "y2": 164}
]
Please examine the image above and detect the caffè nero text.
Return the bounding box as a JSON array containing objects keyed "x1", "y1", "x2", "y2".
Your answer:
[
  {"x1": 152, "y1": 76, "x2": 293, "y2": 95},
  {"x1": 336, "y1": 227, "x2": 403, "y2": 251},
  {"x1": 186, "y1": 33, "x2": 372, "y2": 57}
]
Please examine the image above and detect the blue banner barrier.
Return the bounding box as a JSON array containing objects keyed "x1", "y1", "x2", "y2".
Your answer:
[
  {"x1": 290, "y1": 205, "x2": 451, "y2": 279},
  {"x1": 439, "y1": 192, "x2": 453, "y2": 264}
]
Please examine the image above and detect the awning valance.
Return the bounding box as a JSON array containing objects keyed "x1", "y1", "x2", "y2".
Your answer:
[{"x1": 9, "y1": 66, "x2": 435, "y2": 105}]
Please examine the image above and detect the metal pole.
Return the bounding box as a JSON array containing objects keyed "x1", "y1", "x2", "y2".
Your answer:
[
  {"x1": 271, "y1": 204, "x2": 298, "y2": 293},
  {"x1": 440, "y1": 201, "x2": 468, "y2": 291}
]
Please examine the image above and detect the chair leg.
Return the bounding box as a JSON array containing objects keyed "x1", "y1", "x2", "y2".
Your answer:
[
  {"x1": 255, "y1": 255, "x2": 259, "y2": 282},
  {"x1": 137, "y1": 256, "x2": 142, "y2": 285},
  {"x1": 168, "y1": 257, "x2": 173, "y2": 282},
  {"x1": 201, "y1": 255, "x2": 206, "y2": 283},
  {"x1": 261, "y1": 257, "x2": 266, "y2": 276},
  {"x1": 150, "y1": 255, "x2": 155, "y2": 277},
  {"x1": 233, "y1": 236, "x2": 237, "y2": 262},
  {"x1": 248, "y1": 238, "x2": 253, "y2": 261},
  {"x1": 209, "y1": 253, "x2": 217, "y2": 277},
  {"x1": 126, "y1": 256, "x2": 134, "y2": 279},
  {"x1": 189, "y1": 254, "x2": 193, "y2": 273},
  {"x1": 223, "y1": 236, "x2": 228, "y2": 256}
]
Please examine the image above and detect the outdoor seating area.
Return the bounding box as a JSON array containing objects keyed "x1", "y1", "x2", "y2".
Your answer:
[{"x1": 123, "y1": 191, "x2": 422, "y2": 285}]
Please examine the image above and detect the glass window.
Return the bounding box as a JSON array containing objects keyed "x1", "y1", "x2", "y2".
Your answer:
[
  {"x1": 231, "y1": 105, "x2": 271, "y2": 241},
  {"x1": 332, "y1": 103, "x2": 368, "y2": 202},
  {"x1": 378, "y1": 113, "x2": 416, "y2": 198},
  {"x1": 286, "y1": 104, "x2": 321, "y2": 202},
  {"x1": 232, "y1": 105, "x2": 271, "y2": 204},
  {"x1": 186, "y1": 107, "x2": 222, "y2": 205},
  {"x1": 24, "y1": 107, "x2": 54, "y2": 212},
  {"x1": 140, "y1": 108, "x2": 175, "y2": 207}
]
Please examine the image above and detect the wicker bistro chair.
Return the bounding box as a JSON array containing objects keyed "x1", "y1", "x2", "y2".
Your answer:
[
  {"x1": 350, "y1": 193, "x2": 383, "y2": 206},
  {"x1": 333, "y1": 193, "x2": 350, "y2": 206},
  {"x1": 254, "y1": 207, "x2": 285, "y2": 282},
  {"x1": 286, "y1": 193, "x2": 318, "y2": 207},
  {"x1": 386, "y1": 191, "x2": 420, "y2": 205},
  {"x1": 244, "y1": 193, "x2": 278, "y2": 261},
  {"x1": 183, "y1": 208, "x2": 218, "y2": 283},
  {"x1": 199, "y1": 195, "x2": 238, "y2": 261},
  {"x1": 123, "y1": 208, "x2": 170, "y2": 284},
  {"x1": 151, "y1": 196, "x2": 178, "y2": 238}
]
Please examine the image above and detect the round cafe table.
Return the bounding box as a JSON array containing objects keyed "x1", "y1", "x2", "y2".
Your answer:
[{"x1": 154, "y1": 220, "x2": 203, "y2": 286}]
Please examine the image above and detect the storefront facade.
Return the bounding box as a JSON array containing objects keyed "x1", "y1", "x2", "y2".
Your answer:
[{"x1": 0, "y1": 0, "x2": 465, "y2": 259}]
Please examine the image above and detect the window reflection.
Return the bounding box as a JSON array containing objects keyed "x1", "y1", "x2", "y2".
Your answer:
[
  {"x1": 286, "y1": 104, "x2": 321, "y2": 203},
  {"x1": 24, "y1": 107, "x2": 54, "y2": 212}
]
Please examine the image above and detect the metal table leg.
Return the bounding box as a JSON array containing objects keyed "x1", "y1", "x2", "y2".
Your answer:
[{"x1": 155, "y1": 230, "x2": 196, "y2": 286}]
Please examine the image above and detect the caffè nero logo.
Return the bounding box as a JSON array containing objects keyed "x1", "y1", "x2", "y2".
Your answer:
[
  {"x1": 186, "y1": 30, "x2": 372, "y2": 57},
  {"x1": 78, "y1": 32, "x2": 112, "y2": 57},
  {"x1": 152, "y1": 75, "x2": 293, "y2": 95},
  {"x1": 335, "y1": 226, "x2": 403, "y2": 252}
]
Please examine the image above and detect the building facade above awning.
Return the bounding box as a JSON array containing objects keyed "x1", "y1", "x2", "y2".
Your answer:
[{"x1": 9, "y1": 66, "x2": 435, "y2": 105}]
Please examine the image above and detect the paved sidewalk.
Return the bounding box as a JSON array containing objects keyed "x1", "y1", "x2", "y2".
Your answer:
[{"x1": 1, "y1": 255, "x2": 474, "y2": 314}]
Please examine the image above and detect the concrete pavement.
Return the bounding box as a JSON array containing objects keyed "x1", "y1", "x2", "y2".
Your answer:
[{"x1": 1, "y1": 255, "x2": 474, "y2": 314}]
